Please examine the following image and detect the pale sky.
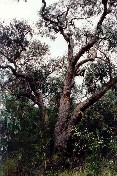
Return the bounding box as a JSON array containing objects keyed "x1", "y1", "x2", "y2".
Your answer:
[
  {"x1": 0, "y1": 0, "x2": 101, "y2": 57},
  {"x1": 0, "y1": 0, "x2": 58, "y2": 22},
  {"x1": 0, "y1": 0, "x2": 67, "y2": 57}
]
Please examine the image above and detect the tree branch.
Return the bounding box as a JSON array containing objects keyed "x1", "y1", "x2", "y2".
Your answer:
[
  {"x1": 41, "y1": 0, "x2": 58, "y2": 25},
  {"x1": 76, "y1": 58, "x2": 95, "y2": 69},
  {"x1": 75, "y1": 44, "x2": 99, "y2": 74},
  {"x1": 0, "y1": 65, "x2": 28, "y2": 79},
  {"x1": 72, "y1": 2, "x2": 108, "y2": 66},
  {"x1": 41, "y1": 0, "x2": 71, "y2": 44},
  {"x1": 16, "y1": 92, "x2": 36, "y2": 103},
  {"x1": 75, "y1": 67, "x2": 85, "y2": 77},
  {"x1": 72, "y1": 76, "x2": 117, "y2": 122}
]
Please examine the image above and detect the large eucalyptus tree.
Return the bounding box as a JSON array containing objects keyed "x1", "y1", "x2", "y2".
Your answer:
[
  {"x1": 0, "y1": 0, "x2": 117, "y2": 153},
  {"x1": 39, "y1": 0, "x2": 117, "y2": 151}
]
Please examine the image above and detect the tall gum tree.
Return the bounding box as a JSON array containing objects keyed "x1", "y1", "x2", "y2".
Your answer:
[
  {"x1": 0, "y1": 0, "x2": 117, "y2": 153},
  {"x1": 40, "y1": 0, "x2": 117, "y2": 151}
]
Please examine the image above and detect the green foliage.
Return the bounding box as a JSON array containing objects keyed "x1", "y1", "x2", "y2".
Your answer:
[
  {"x1": 72, "y1": 89, "x2": 117, "y2": 166},
  {"x1": 1, "y1": 156, "x2": 20, "y2": 176},
  {"x1": 0, "y1": 20, "x2": 31, "y2": 63},
  {"x1": 3, "y1": 97, "x2": 44, "y2": 170},
  {"x1": 34, "y1": 165, "x2": 117, "y2": 176},
  {"x1": 1, "y1": 86, "x2": 116, "y2": 174},
  {"x1": 102, "y1": 19, "x2": 117, "y2": 50},
  {"x1": 84, "y1": 60, "x2": 116, "y2": 94},
  {"x1": 1, "y1": 94, "x2": 59, "y2": 174}
]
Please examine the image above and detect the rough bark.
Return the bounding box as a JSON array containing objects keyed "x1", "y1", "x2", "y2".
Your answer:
[
  {"x1": 54, "y1": 33, "x2": 74, "y2": 148},
  {"x1": 54, "y1": 64, "x2": 74, "y2": 149}
]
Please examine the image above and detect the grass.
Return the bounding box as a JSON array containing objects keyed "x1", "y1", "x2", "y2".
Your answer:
[
  {"x1": 1, "y1": 157, "x2": 117, "y2": 176},
  {"x1": 35, "y1": 167, "x2": 117, "y2": 176}
]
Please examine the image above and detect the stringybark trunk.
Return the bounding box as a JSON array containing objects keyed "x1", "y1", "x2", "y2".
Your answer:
[{"x1": 54, "y1": 65, "x2": 74, "y2": 151}]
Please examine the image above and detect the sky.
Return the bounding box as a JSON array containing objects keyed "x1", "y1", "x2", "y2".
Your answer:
[
  {"x1": 0, "y1": 0, "x2": 114, "y2": 59},
  {"x1": 0, "y1": 0, "x2": 57, "y2": 22},
  {"x1": 0, "y1": 0, "x2": 101, "y2": 57},
  {"x1": 0, "y1": 0, "x2": 39, "y2": 22},
  {"x1": 0, "y1": 0, "x2": 67, "y2": 57}
]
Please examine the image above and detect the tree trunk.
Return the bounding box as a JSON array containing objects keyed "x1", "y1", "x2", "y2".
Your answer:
[
  {"x1": 54, "y1": 65, "x2": 74, "y2": 151},
  {"x1": 54, "y1": 76, "x2": 117, "y2": 151}
]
